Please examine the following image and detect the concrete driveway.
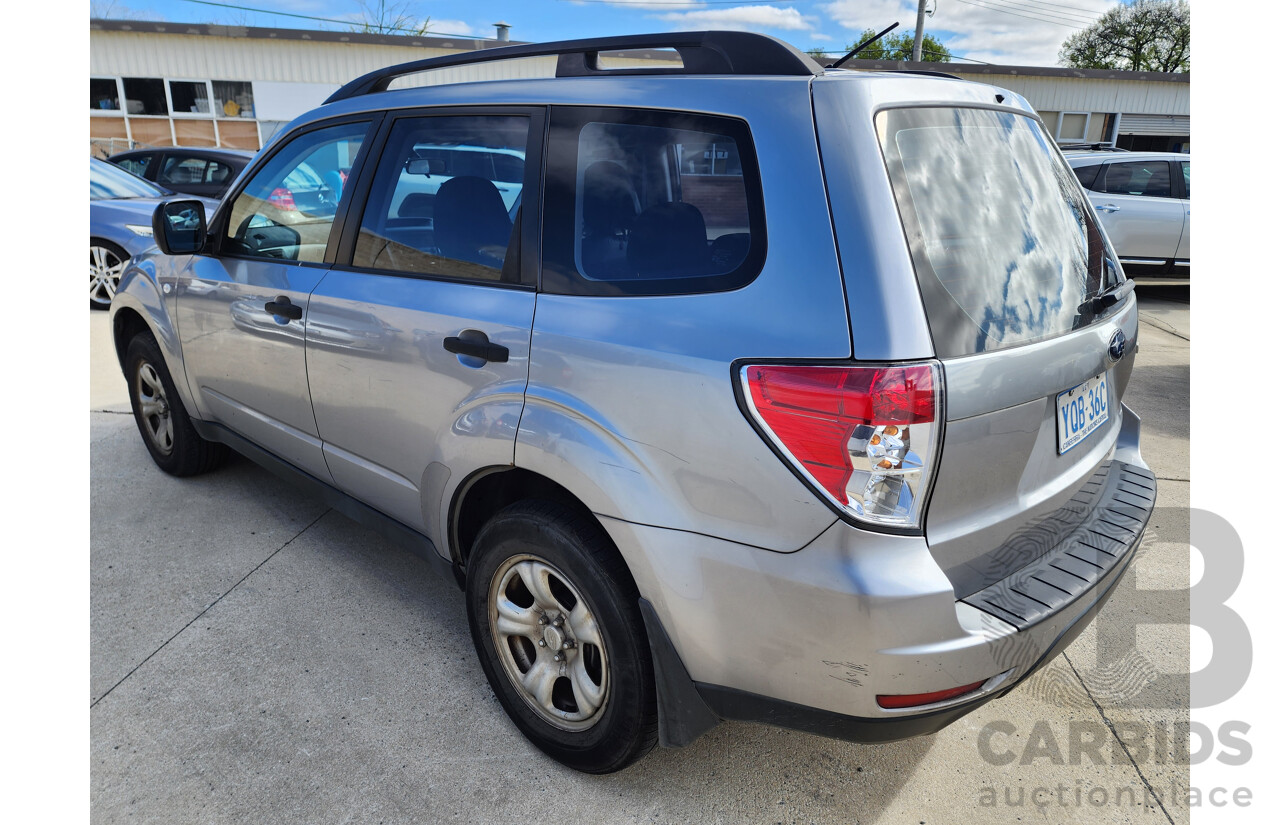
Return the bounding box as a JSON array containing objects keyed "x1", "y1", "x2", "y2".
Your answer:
[{"x1": 91, "y1": 288, "x2": 1191, "y2": 824}]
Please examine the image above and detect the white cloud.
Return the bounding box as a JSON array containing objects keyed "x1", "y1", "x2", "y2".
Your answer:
[
  {"x1": 429, "y1": 19, "x2": 477, "y2": 37},
  {"x1": 658, "y1": 5, "x2": 819, "y2": 33},
  {"x1": 819, "y1": 0, "x2": 1124, "y2": 66}
]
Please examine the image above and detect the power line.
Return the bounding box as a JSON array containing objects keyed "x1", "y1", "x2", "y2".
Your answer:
[
  {"x1": 169, "y1": 0, "x2": 468, "y2": 37},
  {"x1": 951, "y1": 0, "x2": 1090, "y2": 28},
  {"x1": 963, "y1": 0, "x2": 1100, "y2": 24}
]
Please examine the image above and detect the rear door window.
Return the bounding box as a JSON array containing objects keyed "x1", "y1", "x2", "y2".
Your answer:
[
  {"x1": 877, "y1": 107, "x2": 1111, "y2": 357},
  {"x1": 1072, "y1": 163, "x2": 1102, "y2": 190},
  {"x1": 1101, "y1": 160, "x2": 1172, "y2": 198},
  {"x1": 542, "y1": 107, "x2": 766, "y2": 296}
]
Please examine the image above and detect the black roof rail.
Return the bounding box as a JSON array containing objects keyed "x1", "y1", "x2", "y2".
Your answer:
[{"x1": 325, "y1": 30, "x2": 823, "y2": 104}]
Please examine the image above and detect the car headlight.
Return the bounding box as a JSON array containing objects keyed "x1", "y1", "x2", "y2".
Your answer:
[{"x1": 125, "y1": 224, "x2": 154, "y2": 237}]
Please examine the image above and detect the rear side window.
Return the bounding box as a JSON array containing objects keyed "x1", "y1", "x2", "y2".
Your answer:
[
  {"x1": 877, "y1": 107, "x2": 1110, "y2": 357},
  {"x1": 1072, "y1": 163, "x2": 1102, "y2": 190},
  {"x1": 542, "y1": 107, "x2": 766, "y2": 297},
  {"x1": 1101, "y1": 161, "x2": 1172, "y2": 198}
]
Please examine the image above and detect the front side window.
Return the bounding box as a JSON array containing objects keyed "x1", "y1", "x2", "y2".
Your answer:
[
  {"x1": 542, "y1": 107, "x2": 766, "y2": 296},
  {"x1": 353, "y1": 115, "x2": 529, "y2": 283},
  {"x1": 223, "y1": 122, "x2": 368, "y2": 263},
  {"x1": 1101, "y1": 161, "x2": 1172, "y2": 198},
  {"x1": 1181, "y1": 161, "x2": 1190, "y2": 197},
  {"x1": 113, "y1": 155, "x2": 152, "y2": 178},
  {"x1": 877, "y1": 107, "x2": 1111, "y2": 357}
]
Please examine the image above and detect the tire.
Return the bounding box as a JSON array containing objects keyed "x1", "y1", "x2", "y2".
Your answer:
[
  {"x1": 90, "y1": 239, "x2": 128, "y2": 310},
  {"x1": 125, "y1": 332, "x2": 228, "y2": 477},
  {"x1": 466, "y1": 500, "x2": 658, "y2": 773}
]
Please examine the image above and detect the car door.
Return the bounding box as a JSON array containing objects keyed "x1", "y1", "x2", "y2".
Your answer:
[
  {"x1": 304, "y1": 109, "x2": 541, "y2": 534},
  {"x1": 1175, "y1": 159, "x2": 1190, "y2": 263},
  {"x1": 175, "y1": 118, "x2": 375, "y2": 481},
  {"x1": 1090, "y1": 159, "x2": 1184, "y2": 262}
]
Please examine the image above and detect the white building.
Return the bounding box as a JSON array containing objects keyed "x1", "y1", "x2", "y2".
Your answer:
[{"x1": 90, "y1": 19, "x2": 1189, "y2": 155}]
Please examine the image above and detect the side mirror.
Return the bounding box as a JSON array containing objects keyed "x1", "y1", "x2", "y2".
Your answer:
[{"x1": 152, "y1": 200, "x2": 208, "y2": 255}]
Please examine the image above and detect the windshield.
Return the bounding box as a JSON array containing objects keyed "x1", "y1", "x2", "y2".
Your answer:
[
  {"x1": 90, "y1": 159, "x2": 166, "y2": 201},
  {"x1": 877, "y1": 107, "x2": 1112, "y2": 357}
]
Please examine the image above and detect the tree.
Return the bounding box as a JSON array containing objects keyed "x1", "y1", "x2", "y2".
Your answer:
[
  {"x1": 1059, "y1": 0, "x2": 1189, "y2": 73},
  {"x1": 350, "y1": 0, "x2": 431, "y2": 37},
  {"x1": 846, "y1": 28, "x2": 952, "y2": 62}
]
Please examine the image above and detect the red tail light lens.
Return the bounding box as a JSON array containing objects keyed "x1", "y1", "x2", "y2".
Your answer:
[
  {"x1": 742, "y1": 363, "x2": 940, "y2": 528},
  {"x1": 877, "y1": 679, "x2": 986, "y2": 709},
  {"x1": 268, "y1": 187, "x2": 297, "y2": 211}
]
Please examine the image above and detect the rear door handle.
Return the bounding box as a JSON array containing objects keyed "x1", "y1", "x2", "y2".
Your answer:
[
  {"x1": 444, "y1": 333, "x2": 509, "y2": 363},
  {"x1": 265, "y1": 295, "x2": 303, "y2": 320}
]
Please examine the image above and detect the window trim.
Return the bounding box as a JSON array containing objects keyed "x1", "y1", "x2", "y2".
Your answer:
[
  {"x1": 207, "y1": 113, "x2": 382, "y2": 267},
  {"x1": 329, "y1": 105, "x2": 548, "y2": 291},
  {"x1": 540, "y1": 105, "x2": 768, "y2": 298}
]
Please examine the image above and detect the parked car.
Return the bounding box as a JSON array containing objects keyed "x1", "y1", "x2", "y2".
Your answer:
[
  {"x1": 1065, "y1": 150, "x2": 1190, "y2": 278},
  {"x1": 108, "y1": 146, "x2": 255, "y2": 199},
  {"x1": 89, "y1": 158, "x2": 218, "y2": 309},
  {"x1": 110, "y1": 31, "x2": 1152, "y2": 774}
]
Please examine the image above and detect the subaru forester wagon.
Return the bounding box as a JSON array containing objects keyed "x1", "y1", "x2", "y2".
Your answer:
[{"x1": 111, "y1": 31, "x2": 1153, "y2": 773}]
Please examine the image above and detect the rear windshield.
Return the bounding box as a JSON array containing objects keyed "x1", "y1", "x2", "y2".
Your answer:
[{"x1": 877, "y1": 107, "x2": 1111, "y2": 357}]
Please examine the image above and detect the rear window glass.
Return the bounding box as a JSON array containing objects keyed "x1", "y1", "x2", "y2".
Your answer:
[
  {"x1": 541, "y1": 107, "x2": 766, "y2": 297},
  {"x1": 877, "y1": 107, "x2": 1111, "y2": 357}
]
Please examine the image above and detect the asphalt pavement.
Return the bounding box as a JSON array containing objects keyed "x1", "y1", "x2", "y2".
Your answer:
[{"x1": 90, "y1": 287, "x2": 1192, "y2": 824}]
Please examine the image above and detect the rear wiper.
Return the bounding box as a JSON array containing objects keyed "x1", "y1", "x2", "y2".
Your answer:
[{"x1": 1080, "y1": 278, "x2": 1134, "y2": 314}]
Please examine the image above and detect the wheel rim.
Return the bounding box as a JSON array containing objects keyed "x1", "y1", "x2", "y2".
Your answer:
[
  {"x1": 135, "y1": 361, "x2": 174, "y2": 455},
  {"x1": 488, "y1": 555, "x2": 609, "y2": 731},
  {"x1": 90, "y1": 244, "x2": 126, "y2": 306}
]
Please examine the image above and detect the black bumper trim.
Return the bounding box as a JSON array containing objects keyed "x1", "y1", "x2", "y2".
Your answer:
[{"x1": 959, "y1": 461, "x2": 1155, "y2": 630}]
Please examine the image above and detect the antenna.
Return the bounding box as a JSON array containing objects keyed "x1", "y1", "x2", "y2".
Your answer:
[{"x1": 831, "y1": 22, "x2": 900, "y2": 69}]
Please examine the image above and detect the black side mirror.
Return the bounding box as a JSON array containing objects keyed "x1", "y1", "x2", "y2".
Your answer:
[{"x1": 152, "y1": 200, "x2": 208, "y2": 255}]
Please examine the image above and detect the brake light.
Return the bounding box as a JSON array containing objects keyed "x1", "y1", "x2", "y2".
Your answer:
[
  {"x1": 268, "y1": 187, "x2": 297, "y2": 211},
  {"x1": 742, "y1": 363, "x2": 941, "y2": 528}
]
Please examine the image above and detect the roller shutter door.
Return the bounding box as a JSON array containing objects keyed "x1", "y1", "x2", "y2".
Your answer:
[{"x1": 1118, "y1": 114, "x2": 1190, "y2": 136}]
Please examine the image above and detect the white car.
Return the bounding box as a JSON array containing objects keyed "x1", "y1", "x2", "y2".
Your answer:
[{"x1": 1065, "y1": 150, "x2": 1189, "y2": 280}]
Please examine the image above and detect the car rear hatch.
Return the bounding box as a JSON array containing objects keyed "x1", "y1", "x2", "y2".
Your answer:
[{"x1": 814, "y1": 81, "x2": 1146, "y2": 601}]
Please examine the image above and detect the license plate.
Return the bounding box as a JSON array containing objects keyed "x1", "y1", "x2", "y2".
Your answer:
[{"x1": 1056, "y1": 372, "x2": 1109, "y2": 454}]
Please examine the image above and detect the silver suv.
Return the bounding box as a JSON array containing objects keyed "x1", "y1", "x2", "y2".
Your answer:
[
  {"x1": 111, "y1": 32, "x2": 1153, "y2": 774},
  {"x1": 1065, "y1": 150, "x2": 1191, "y2": 279}
]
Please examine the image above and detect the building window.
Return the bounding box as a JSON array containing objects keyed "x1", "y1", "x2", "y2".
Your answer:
[
  {"x1": 213, "y1": 81, "x2": 255, "y2": 118},
  {"x1": 169, "y1": 80, "x2": 212, "y2": 115},
  {"x1": 1057, "y1": 112, "x2": 1090, "y2": 142},
  {"x1": 90, "y1": 78, "x2": 121, "y2": 112},
  {"x1": 122, "y1": 77, "x2": 168, "y2": 116}
]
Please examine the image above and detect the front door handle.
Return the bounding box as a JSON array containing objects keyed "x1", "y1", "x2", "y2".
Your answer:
[
  {"x1": 1096, "y1": 204, "x2": 1121, "y2": 213},
  {"x1": 265, "y1": 295, "x2": 303, "y2": 320},
  {"x1": 444, "y1": 332, "x2": 509, "y2": 363}
]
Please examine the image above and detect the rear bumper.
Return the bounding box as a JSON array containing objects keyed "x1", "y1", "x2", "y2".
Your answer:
[{"x1": 608, "y1": 412, "x2": 1153, "y2": 747}]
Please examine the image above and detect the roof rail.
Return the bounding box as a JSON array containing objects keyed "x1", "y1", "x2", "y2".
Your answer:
[{"x1": 324, "y1": 30, "x2": 823, "y2": 104}]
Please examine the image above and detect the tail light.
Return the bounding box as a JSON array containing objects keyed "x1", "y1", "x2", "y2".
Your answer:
[
  {"x1": 741, "y1": 363, "x2": 942, "y2": 529},
  {"x1": 268, "y1": 187, "x2": 297, "y2": 211}
]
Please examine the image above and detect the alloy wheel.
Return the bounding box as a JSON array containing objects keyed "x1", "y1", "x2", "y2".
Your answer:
[
  {"x1": 90, "y1": 244, "x2": 126, "y2": 307},
  {"x1": 135, "y1": 361, "x2": 174, "y2": 455}
]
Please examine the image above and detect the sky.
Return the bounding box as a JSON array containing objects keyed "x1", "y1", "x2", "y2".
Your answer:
[{"x1": 89, "y1": 0, "x2": 1167, "y2": 67}]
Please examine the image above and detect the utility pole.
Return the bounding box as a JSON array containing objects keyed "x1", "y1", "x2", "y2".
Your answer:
[{"x1": 911, "y1": 0, "x2": 928, "y2": 62}]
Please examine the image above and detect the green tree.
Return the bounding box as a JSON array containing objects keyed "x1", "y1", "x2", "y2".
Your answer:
[
  {"x1": 846, "y1": 28, "x2": 953, "y2": 62},
  {"x1": 1059, "y1": 0, "x2": 1189, "y2": 72}
]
